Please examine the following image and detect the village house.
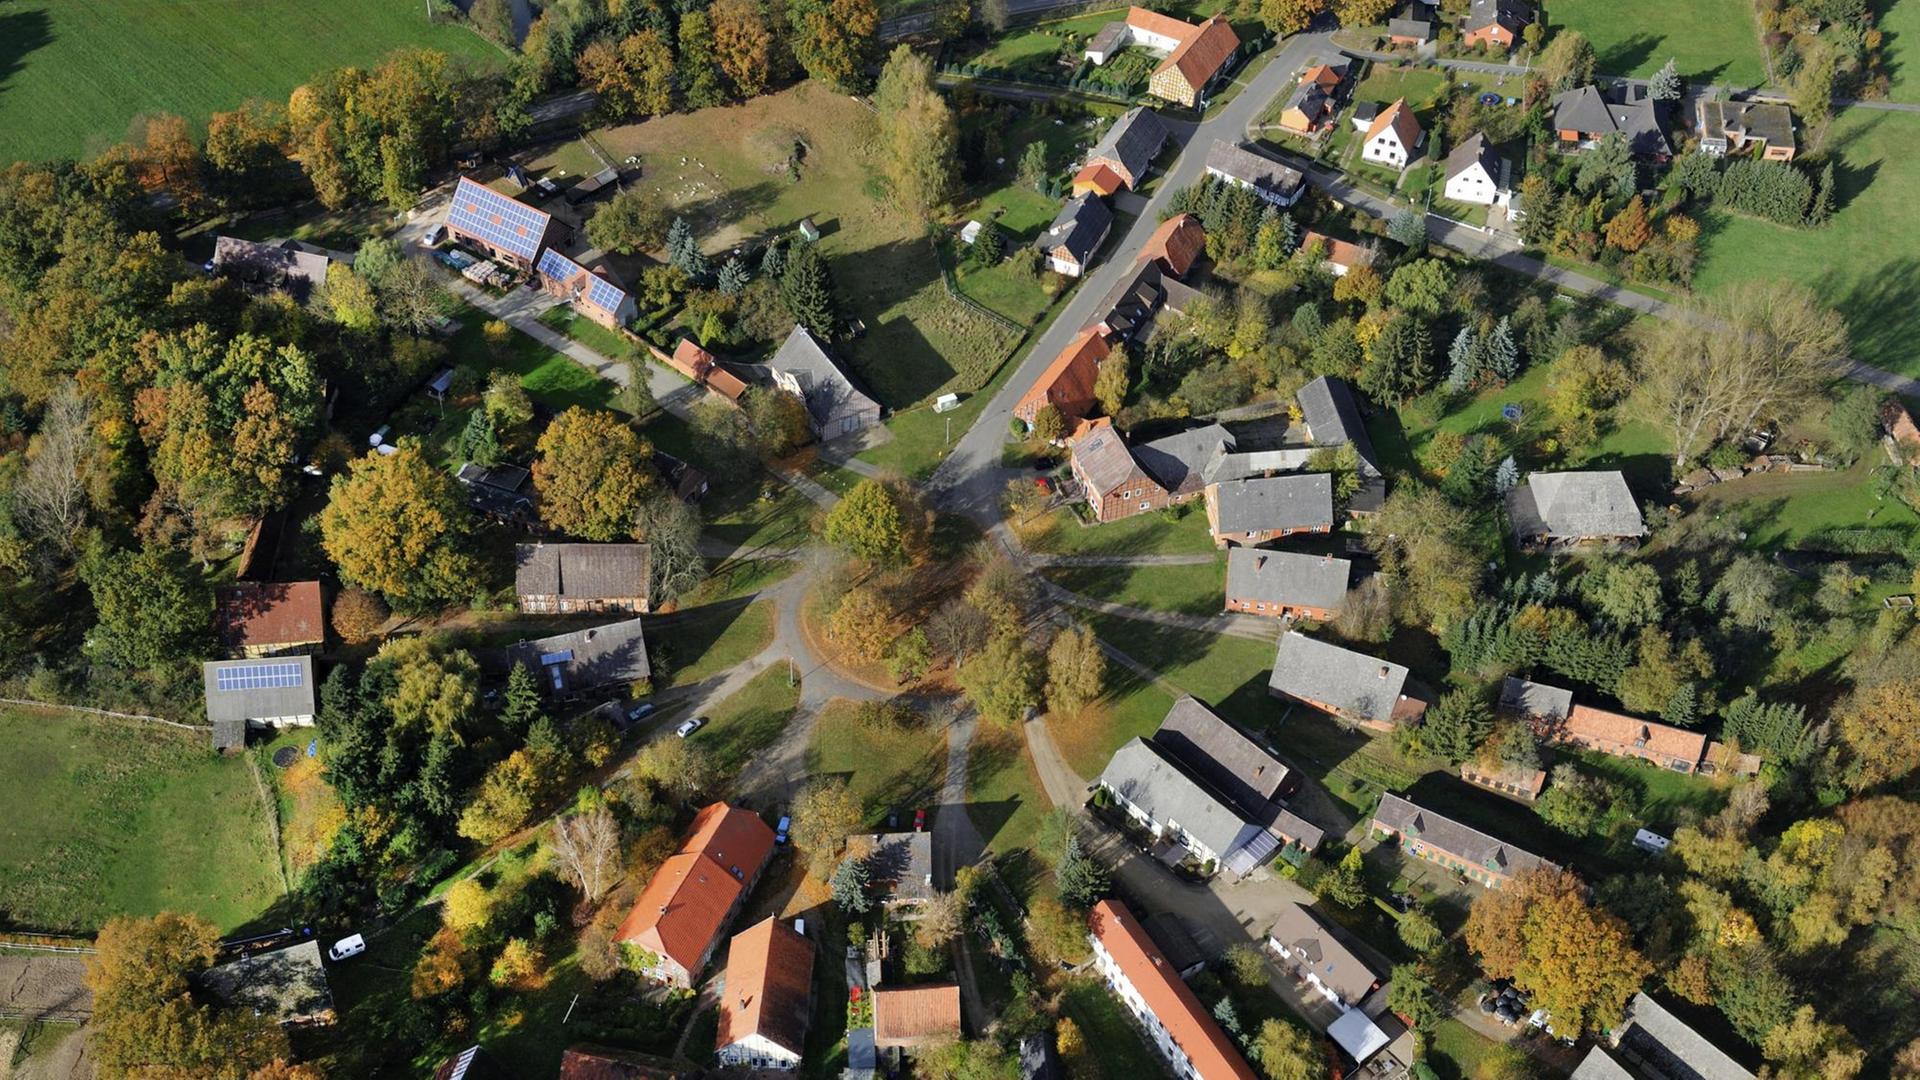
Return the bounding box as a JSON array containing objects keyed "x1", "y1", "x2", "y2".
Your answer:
[
  {"x1": 1037, "y1": 192, "x2": 1114, "y2": 278},
  {"x1": 1071, "y1": 419, "x2": 1170, "y2": 522},
  {"x1": 1388, "y1": 1, "x2": 1436, "y2": 44},
  {"x1": 1073, "y1": 107, "x2": 1170, "y2": 196},
  {"x1": 1362, "y1": 98, "x2": 1424, "y2": 170},
  {"x1": 1268, "y1": 631, "x2": 1425, "y2": 730},
  {"x1": 555, "y1": 1047, "x2": 694, "y2": 1080},
  {"x1": 1697, "y1": 99, "x2": 1797, "y2": 161},
  {"x1": 1084, "y1": 8, "x2": 1242, "y2": 109},
  {"x1": 1088, "y1": 900, "x2": 1260, "y2": 1080},
  {"x1": 211, "y1": 236, "x2": 333, "y2": 303},
  {"x1": 1277, "y1": 63, "x2": 1347, "y2": 135},
  {"x1": 1224, "y1": 549, "x2": 1350, "y2": 621},
  {"x1": 515, "y1": 543, "x2": 650, "y2": 614},
  {"x1": 1016, "y1": 327, "x2": 1111, "y2": 429},
  {"x1": 1551, "y1": 84, "x2": 1672, "y2": 160},
  {"x1": 431, "y1": 1046, "x2": 503, "y2": 1080},
  {"x1": 200, "y1": 940, "x2": 334, "y2": 1027},
  {"x1": 1542, "y1": 704, "x2": 1710, "y2": 774},
  {"x1": 446, "y1": 176, "x2": 561, "y2": 271},
  {"x1": 765, "y1": 325, "x2": 883, "y2": 439},
  {"x1": 615, "y1": 803, "x2": 776, "y2": 988},
  {"x1": 1297, "y1": 231, "x2": 1375, "y2": 279},
  {"x1": 1443, "y1": 132, "x2": 1506, "y2": 205},
  {"x1": 842, "y1": 831, "x2": 937, "y2": 916},
  {"x1": 1203, "y1": 140, "x2": 1306, "y2": 206},
  {"x1": 1499, "y1": 676, "x2": 1574, "y2": 725},
  {"x1": 1135, "y1": 423, "x2": 1236, "y2": 503},
  {"x1": 536, "y1": 248, "x2": 637, "y2": 329},
  {"x1": 1572, "y1": 993, "x2": 1757, "y2": 1080},
  {"x1": 1264, "y1": 902, "x2": 1381, "y2": 1009},
  {"x1": 1372, "y1": 793, "x2": 1553, "y2": 889},
  {"x1": 1206, "y1": 473, "x2": 1335, "y2": 547},
  {"x1": 205, "y1": 655, "x2": 316, "y2": 752},
  {"x1": 1506, "y1": 469, "x2": 1648, "y2": 548},
  {"x1": 715, "y1": 917, "x2": 813, "y2": 1070},
  {"x1": 506, "y1": 616, "x2": 650, "y2": 700},
  {"x1": 1462, "y1": 0, "x2": 1533, "y2": 49},
  {"x1": 664, "y1": 338, "x2": 750, "y2": 403},
  {"x1": 215, "y1": 580, "x2": 325, "y2": 658},
  {"x1": 873, "y1": 984, "x2": 963, "y2": 1052},
  {"x1": 456, "y1": 462, "x2": 537, "y2": 526},
  {"x1": 1297, "y1": 375, "x2": 1385, "y2": 512},
  {"x1": 1138, "y1": 213, "x2": 1208, "y2": 279}
]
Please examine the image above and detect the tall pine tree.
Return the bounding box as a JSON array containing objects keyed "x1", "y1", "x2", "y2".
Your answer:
[
  {"x1": 1446, "y1": 325, "x2": 1481, "y2": 391},
  {"x1": 1484, "y1": 316, "x2": 1519, "y2": 381},
  {"x1": 781, "y1": 242, "x2": 840, "y2": 338}
]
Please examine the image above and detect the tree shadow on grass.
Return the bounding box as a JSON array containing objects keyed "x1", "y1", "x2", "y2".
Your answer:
[{"x1": 1816, "y1": 255, "x2": 1920, "y2": 380}]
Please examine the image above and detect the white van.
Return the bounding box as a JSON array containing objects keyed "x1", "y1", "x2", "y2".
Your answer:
[{"x1": 327, "y1": 934, "x2": 367, "y2": 962}]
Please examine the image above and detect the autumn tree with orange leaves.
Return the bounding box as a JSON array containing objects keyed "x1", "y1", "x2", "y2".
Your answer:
[{"x1": 1466, "y1": 867, "x2": 1651, "y2": 1036}]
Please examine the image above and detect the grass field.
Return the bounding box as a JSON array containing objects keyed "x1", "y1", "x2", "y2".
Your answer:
[
  {"x1": 1877, "y1": 0, "x2": 1920, "y2": 101},
  {"x1": 966, "y1": 726, "x2": 1052, "y2": 855},
  {"x1": 1677, "y1": 459, "x2": 1920, "y2": 549},
  {"x1": 808, "y1": 700, "x2": 949, "y2": 826},
  {"x1": 657, "y1": 600, "x2": 775, "y2": 689},
  {"x1": 0, "y1": 710, "x2": 283, "y2": 933},
  {"x1": 1546, "y1": 0, "x2": 1766, "y2": 84},
  {"x1": 1043, "y1": 556, "x2": 1226, "y2": 616},
  {"x1": 695, "y1": 667, "x2": 801, "y2": 782},
  {"x1": 0, "y1": 0, "x2": 501, "y2": 164},
  {"x1": 1022, "y1": 502, "x2": 1219, "y2": 556}
]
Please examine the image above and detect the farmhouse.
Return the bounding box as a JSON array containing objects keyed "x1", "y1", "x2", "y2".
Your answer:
[
  {"x1": 506, "y1": 617, "x2": 650, "y2": 700},
  {"x1": 556, "y1": 1047, "x2": 694, "y2": 1080},
  {"x1": 1443, "y1": 132, "x2": 1505, "y2": 205},
  {"x1": 1268, "y1": 631, "x2": 1424, "y2": 730},
  {"x1": 456, "y1": 462, "x2": 537, "y2": 525},
  {"x1": 1084, "y1": 8, "x2": 1242, "y2": 109},
  {"x1": 1264, "y1": 902, "x2": 1381, "y2": 1009},
  {"x1": 215, "y1": 581, "x2": 325, "y2": 658},
  {"x1": 1296, "y1": 375, "x2": 1385, "y2": 512},
  {"x1": 1499, "y1": 676, "x2": 1573, "y2": 725},
  {"x1": 1089, "y1": 263, "x2": 1180, "y2": 341},
  {"x1": 516, "y1": 543, "x2": 650, "y2": 614},
  {"x1": 1206, "y1": 473, "x2": 1335, "y2": 546},
  {"x1": 1697, "y1": 99, "x2": 1797, "y2": 161},
  {"x1": 1506, "y1": 470, "x2": 1647, "y2": 548},
  {"x1": 715, "y1": 917, "x2": 813, "y2": 1070},
  {"x1": 1573, "y1": 993, "x2": 1757, "y2": 1080},
  {"x1": 1362, "y1": 98, "x2": 1424, "y2": 170},
  {"x1": 1551, "y1": 85, "x2": 1672, "y2": 160},
  {"x1": 204, "y1": 656, "x2": 316, "y2": 751},
  {"x1": 201, "y1": 940, "x2": 334, "y2": 1027},
  {"x1": 1138, "y1": 213, "x2": 1208, "y2": 278},
  {"x1": 1276, "y1": 63, "x2": 1347, "y2": 134},
  {"x1": 1371, "y1": 793, "x2": 1553, "y2": 889},
  {"x1": 1037, "y1": 193, "x2": 1114, "y2": 277},
  {"x1": 1224, "y1": 549, "x2": 1349, "y2": 621},
  {"x1": 1388, "y1": 1, "x2": 1436, "y2": 44},
  {"x1": 446, "y1": 176, "x2": 561, "y2": 270},
  {"x1": 1071, "y1": 419, "x2": 1169, "y2": 522},
  {"x1": 1016, "y1": 327, "x2": 1111, "y2": 428},
  {"x1": 615, "y1": 802, "x2": 776, "y2": 988},
  {"x1": 873, "y1": 984, "x2": 963, "y2": 1049},
  {"x1": 536, "y1": 248, "x2": 637, "y2": 329},
  {"x1": 766, "y1": 325, "x2": 883, "y2": 439},
  {"x1": 1542, "y1": 704, "x2": 1710, "y2": 774},
  {"x1": 1088, "y1": 900, "x2": 1260, "y2": 1080},
  {"x1": 842, "y1": 831, "x2": 937, "y2": 915},
  {"x1": 1073, "y1": 107, "x2": 1170, "y2": 196},
  {"x1": 1297, "y1": 231, "x2": 1375, "y2": 278},
  {"x1": 1203, "y1": 140, "x2": 1306, "y2": 206},
  {"x1": 211, "y1": 236, "x2": 332, "y2": 303},
  {"x1": 1462, "y1": 0, "x2": 1532, "y2": 48}
]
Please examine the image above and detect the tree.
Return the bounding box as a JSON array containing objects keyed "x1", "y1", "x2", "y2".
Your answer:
[
  {"x1": 1536, "y1": 764, "x2": 1615, "y2": 835},
  {"x1": 458, "y1": 748, "x2": 551, "y2": 843},
  {"x1": 824, "y1": 478, "x2": 914, "y2": 565},
  {"x1": 666, "y1": 216, "x2": 711, "y2": 281},
  {"x1": 320, "y1": 443, "x2": 480, "y2": 610},
  {"x1": 793, "y1": 779, "x2": 862, "y2": 879},
  {"x1": 831, "y1": 587, "x2": 897, "y2": 664},
  {"x1": 1575, "y1": 131, "x2": 1637, "y2": 199},
  {"x1": 718, "y1": 256, "x2": 752, "y2": 295},
  {"x1": 442, "y1": 878, "x2": 498, "y2": 937},
  {"x1": 1649, "y1": 57, "x2": 1682, "y2": 101},
  {"x1": 1464, "y1": 868, "x2": 1651, "y2": 1036},
  {"x1": 1359, "y1": 313, "x2": 1434, "y2": 404},
  {"x1": 331, "y1": 587, "x2": 389, "y2": 645},
  {"x1": 81, "y1": 544, "x2": 211, "y2": 669},
  {"x1": 1588, "y1": 561, "x2": 1664, "y2": 626},
  {"x1": 533, "y1": 407, "x2": 656, "y2": 541},
  {"x1": 1046, "y1": 624, "x2": 1106, "y2": 714},
  {"x1": 1031, "y1": 404, "x2": 1066, "y2": 442},
  {"x1": 1792, "y1": 38, "x2": 1836, "y2": 129},
  {"x1": 959, "y1": 633, "x2": 1042, "y2": 727},
  {"x1": 490, "y1": 938, "x2": 548, "y2": 991},
  {"x1": 1445, "y1": 325, "x2": 1481, "y2": 391},
  {"x1": 632, "y1": 736, "x2": 718, "y2": 801},
  {"x1": 1397, "y1": 909, "x2": 1445, "y2": 953},
  {"x1": 469, "y1": 0, "x2": 517, "y2": 45},
  {"x1": 678, "y1": 12, "x2": 727, "y2": 110},
  {"x1": 915, "y1": 890, "x2": 964, "y2": 949},
  {"x1": 632, "y1": 493, "x2": 705, "y2": 606},
  {"x1": 1835, "y1": 679, "x2": 1920, "y2": 789},
  {"x1": 1251, "y1": 1018, "x2": 1326, "y2": 1080},
  {"x1": 1604, "y1": 196, "x2": 1653, "y2": 253},
  {"x1": 1538, "y1": 29, "x2": 1597, "y2": 90},
  {"x1": 1018, "y1": 141, "x2": 1051, "y2": 190},
  {"x1": 875, "y1": 46, "x2": 958, "y2": 220},
  {"x1": 1366, "y1": 484, "x2": 1482, "y2": 631},
  {"x1": 1384, "y1": 258, "x2": 1454, "y2": 316},
  {"x1": 831, "y1": 855, "x2": 872, "y2": 912},
  {"x1": 1260, "y1": 0, "x2": 1327, "y2": 34},
  {"x1": 1323, "y1": 847, "x2": 1368, "y2": 907},
  {"x1": 712, "y1": 0, "x2": 776, "y2": 96},
  {"x1": 1808, "y1": 161, "x2": 1836, "y2": 226},
  {"x1": 89, "y1": 913, "x2": 288, "y2": 1077},
  {"x1": 743, "y1": 385, "x2": 812, "y2": 458},
  {"x1": 1425, "y1": 688, "x2": 1494, "y2": 763},
  {"x1": 788, "y1": 0, "x2": 880, "y2": 92},
  {"x1": 1333, "y1": 0, "x2": 1396, "y2": 27},
  {"x1": 891, "y1": 629, "x2": 935, "y2": 684},
  {"x1": 1386, "y1": 208, "x2": 1427, "y2": 250},
  {"x1": 1386, "y1": 963, "x2": 1446, "y2": 1031},
  {"x1": 1095, "y1": 348, "x2": 1131, "y2": 415},
  {"x1": 780, "y1": 241, "x2": 840, "y2": 336},
  {"x1": 1483, "y1": 316, "x2": 1518, "y2": 382},
  {"x1": 1029, "y1": 895, "x2": 1091, "y2": 966},
  {"x1": 551, "y1": 807, "x2": 623, "y2": 905},
  {"x1": 588, "y1": 188, "x2": 672, "y2": 254},
  {"x1": 1056, "y1": 834, "x2": 1109, "y2": 907},
  {"x1": 15, "y1": 384, "x2": 90, "y2": 552}
]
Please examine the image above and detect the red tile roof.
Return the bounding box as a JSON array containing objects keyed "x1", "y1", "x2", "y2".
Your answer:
[
  {"x1": 667, "y1": 338, "x2": 748, "y2": 403},
  {"x1": 1073, "y1": 162, "x2": 1128, "y2": 197},
  {"x1": 557, "y1": 1046, "x2": 690, "y2": 1080},
  {"x1": 1017, "y1": 327, "x2": 1112, "y2": 425},
  {"x1": 1125, "y1": 5, "x2": 1201, "y2": 42},
  {"x1": 614, "y1": 803, "x2": 775, "y2": 976},
  {"x1": 215, "y1": 581, "x2": 325, "y2": 650},
  {"x1": 1163, "y1": 16, "x2": 1240, "y2": 92},
  {"x1": 1139, "y1": 214, "x2": 1206, "y2": 279},
  {"x1": 1554, "y1": 705, "x2": 1707, "y2": 764},
  {"x1": 873, "y1": 984, "x2": 963, "y2": 1047},
  {"x1": 717, "y1": 917, "x2": 815, "y2": 1058},
  {"x1": 1299, "y1": 230, "x2": 1371, "y2": 271},
  {"x1": 1365, "y1": 97, "x2": 1423, "y2": 150},
  {"x1": 1299, "y1": 64, "x2": 1342, "y2": 89},
  {"x1": 1885, "y1": 401, "x2": 1920, "y2": 449},
  {"x1": 1089, "y1": 900, "x2": 1258, "y2": 1080}
]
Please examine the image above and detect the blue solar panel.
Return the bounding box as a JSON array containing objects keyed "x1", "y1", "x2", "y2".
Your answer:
[
  {"x1": 539, "y1": 649, "x2": 574, "y2": 665},
  {"x1": 537, "y1": 246, "x2": 629, "y2": 318},
  {"x1": 215, "y1": 661, "x2": 304, "y2": 692},
  {"x1": 448, "y1": 178, "x2": 550, "y2": 262},
  {"x1": 536, "y1": 248, "x2": 581, "y2": 282},
  {"x1": 586, "y1": 275, "x2": 629, "y2": 314}
]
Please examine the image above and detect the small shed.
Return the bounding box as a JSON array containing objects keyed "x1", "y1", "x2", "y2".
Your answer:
[{"x1": 797, "y1": 218, "x2": 821, "y2": 243}]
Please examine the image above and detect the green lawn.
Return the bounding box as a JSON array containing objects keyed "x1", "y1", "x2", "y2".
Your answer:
[
  {"x1": 1059, "y1": 978, "x2": 1170, "y2": 1080},
  {"x1": 1352, "y1": 64, "x2": 1451, "y2": 112},
  {"x1": 656, "y1": 599, "x2": 776, "y2": 689},
  {"x1": 1878, "y1": 0, "x2": 1920, "y2": 102},
  {"x1": 1547, "y1": 0, "x2": 1766, "y2": 84},
  {"x1": 966, "y1": 726, "x2": 1053, "y2": 855},
  {"x1": 693, "y1": 667, "x2": 801, "y2": 782},
  {"x1": 807, "y1": 700, "x2": 949, "y2": 826},
  {"x1": 1426, "y1": 1018, "x2": 1510, "y2": 1080},
  {"x1": 1042, "y1": 555, "x2": 1226, "y2": 616},
  {"x1": 680, "y1": 558, "x2": 797, "y2": 607},
  {"x1": 537, "y1": 305, "x2": 643, "y2": 363},
  {"x1": 1024, "y1": 502, "x2": 1219, "y2": 556},
  {"x1": 0, "y1": 0, "x2": 501, "y2": 164},
  {"x1": 0, "y1": 710, "x2": 283, "y2": 933},
  {"x1": 1678, "y1": 459, "x2": 1920, "y2": 549}
]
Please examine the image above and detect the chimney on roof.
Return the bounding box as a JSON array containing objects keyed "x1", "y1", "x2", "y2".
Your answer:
[
  {"x1": 1379, "y1": 666, "x2": 1390, "y2": 679},
  {"x1": 1255, "y1": 555, "x2": 1266, "y2": 570}
]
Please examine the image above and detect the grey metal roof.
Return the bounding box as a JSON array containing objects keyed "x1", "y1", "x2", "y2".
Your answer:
[
  {"x1": 203, "y1": 656, "x2": 316, "y2": 726},
  {"x1": 1387, "y1": 1, "x2": 1434, "y2": 37},
  {"x1": 515, "y1": 543, "x2": 650, "y2": 600},
  {"x1": 1135, "y1": 423, "x2": 1234, "y2": 496},
  {"x1": 1203, "y1": 449, "x2": 1317, "y2": 485},
  {"x1": 1225, "y1": 548, "x2": 1349, "y2": 612},
  {"x1": 1295, "y1": 377, "x2": 1380, "y2": 476},
  {"x1": 1086, "y1": 20, "x2": 1128, "y2": 57},
  {"x1": 506, "y1": 616, "x2": 650, "y2": 693},
  {"x1": 1499, "y1": 677, "x2": 1573, "y2": 722},
  {"x1": 1467, "y1": 0, "x2": 1531, "y2": 34},
  {"x1": 1372, "y1": 793, "x2": 1553, "y2": 877},
  {"x1": 1615, "y1": 993, "x2": 1756, "y2": 1080},
  {"x1": 1570, "y1": 1048, "x2": 1636, "y2": 1080},
  {"x1": 1020, "y1": 1033, "x2": 1060, "y2": 1080},
  {"x1": 1088, "y1": 107, "x2": 1170, "y2": 184},
  {"x1": 1212, "y1": 473, "x2": 1333, "y2": 534},
  {"x1": 1097, "y1": 738, "x2": 1266, "y2": 861},
  {"x1": 1444, "y1": 131, "x2": 1501, "y2": 185},
  {"x1": 1036, "y1": 193, "x2": 1113, "y2": 265},
  {"x1": 770, "y1": 324, "x2": 882, "y2": 433},
  {"x1": 1506, "y1": 471, "x2": 1646, "y2": 541},
  {"x1": 200, "y1": 940, "x2": 332, "y2": 1024},
  {"x1": 212, "y1": 718, "x2": 247, "y2": 752},
  {"x1": 1073, "y1": 424, "x2": 1146, "y2": 497},
  {"x1": 1267, "y1": 902, "x2": 1380, "y2": 1004},
  {"x1": 1204, "y1": 140, "x2": 1305, "y2": 202},
  {"x1": 1268, "y1": 632, "x2": 1407, "y2": 726},
  {"x1": 849, "y1": 831, "x2": 935, "y2": 905},
  {"x1": 1154, "y1": 696, "x2": 1291, "y2": 809},
  {"x1": 1552, "y1": 85, "x2": 1670, "y2": 158}
]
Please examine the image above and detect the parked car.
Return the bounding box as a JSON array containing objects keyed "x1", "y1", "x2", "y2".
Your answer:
[
  {"x1": 327, "y1": 934, "x2": 366, "y2": 962},
  {"x1": 776, "y1": 815, "x2": 792, "y2": 845},
  {"x1": 421, "y1": 224, "x2": 447, "y2": 247},
  {"x1": 914, "y1": 808, "x2": 927, "y2": 831},
  {"x1": 627, "y1": 702, "x2": 655, "y2": 723},
  {"x1": 676, "y1": 716, "x2": 706, "y2": 738}
]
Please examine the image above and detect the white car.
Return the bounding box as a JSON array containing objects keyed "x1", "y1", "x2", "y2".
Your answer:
[
  {"x1": 675, "y1": 716, "x2": 706, "y2": 738},
  {"x1": 327, "y1": 934, "x2": 366, "y2": 962}
]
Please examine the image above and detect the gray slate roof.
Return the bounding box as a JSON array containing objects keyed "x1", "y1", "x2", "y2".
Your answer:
[
  {"x1": 1268, "y1": 631, "x2": 1407, "y2": 726},
  {"x1": 1135, "y1": 423, "x2": 1234, "y2": 496},
  {"x1": 1296, "y1": 376, "x2": 1380, "y2": 476},
  {"x1": 1372, "y1": 793, "x2": 1552, "y2": 877},
  {"x1": 1444, "y1": 131, "x2": 1501, "y2": 184},
  {"x1": 203, "y1": 655, "x2": 316, "y2": 726},
  {"x1": 1155, "y1": 695, "x2": 1291, "y2": 809},
  {"x1": 851, "y1": 831, "x2": 935, "y2": 905},
  {"x1": 212, "y1": 236, "x2": 331, "y2": 302},
  {"x1": 1073, "y1": 423, "x2": 1146, "y2": 497},
  {"x1": 507, "y1": 616, "x2": 650, "y2": 694},
  {"x1": 1552, "y1": 84, "x2": 1671, "y2": 158},
  {"x1": 770, "y1": 324, "x2": 883, "y2": 433},
  {"x1": 1569, "y1": 1048, "x2": 1636, "y2": 1080},
  {"x1": 1204, "y1": 140, "x2": 1305, "y2": 202},
  {"x1": 200, "y1": 940, "x2": 332, "y2": 1024},
  {"x1": 515, "y1": 543, "x2": 650, "y2": 600},
  {"x1": 1226, "y1": 548, "x2": 1350, "y2": 613},
  {"x1": 1499, "y1": 676, "x2": 1573, "y2": 722},
  {"x1": 1506, "y1": 470, "x2": 1646, "y2": 541},
  {"x1": 1097, "y1": 737, "x2": 1267, "y2": 861},
  {"x1": 1388, "y1": 1, "x2": 1435, "y2": 38},
  {"x1": 1036, "y1": 193, "x2": 1113, "y2": 265},
  {"x1": 1087, "y1": 20, "x2": 1129, "y2": 57},
  {"x1": 1467, "y1": 0, "x2": 1531, "y2": 35},
  {"x1": 1614, "y1": 993, "x2": 1756, "y2": 1080},
  {"x1": 1212, "y1": 473, "x2": 1334, "y2": 534},
  {"x1": 1089, "y1": 107, "x2": 1170, "y2": 183},
  {"x1": 1267, "y1": 902, "x2": 1380, "y2": 1004}
]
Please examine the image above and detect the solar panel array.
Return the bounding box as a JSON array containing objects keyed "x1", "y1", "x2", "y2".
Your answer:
[
  {"x1": 585, "y1": 274, "x2": 629, "y2": 314},
  {"x1": 536, "y1": 247, "x2": 630, "y2": 318},
  {"x1": 536, "y1": 247, "x2": 582, "y2": 282},
  {"x1": 448, "y1": 177, "x2": 549, "y2": 262},
  {"x1": 215, "y1": 661, "x2": 305, "y2": 692}
]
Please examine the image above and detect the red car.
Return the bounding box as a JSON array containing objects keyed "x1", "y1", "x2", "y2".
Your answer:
[{"x1": 914, "y1": 808, "x2": 927, "y2": 831}]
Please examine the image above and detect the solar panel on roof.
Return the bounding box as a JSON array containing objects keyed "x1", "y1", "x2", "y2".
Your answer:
[
  {"x1": 536, "y1": 248, "x2": 583, "y2": 281},
  {"x1": 215, "y1": 661, "x2": 305, "y2": 692},
  {"x1": 539, "y1": 649, "x2": 574, "y2": 665},
  {"x1": 447, "y1": 178, "x2": 549, "y2": 261},
  {"x1": 586, "y1": 275, "x2": 628, "y2": 313}
]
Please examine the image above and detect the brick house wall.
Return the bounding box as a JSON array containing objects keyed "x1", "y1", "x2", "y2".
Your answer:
[
  {"x1": 518, "y1": 594, "x2": 649, "y2": 615},
  {"x1": 1224, "y1": 597, "x2": 1333, "y2": 621},
  {"x1": 1371, "y1": 823, "x2": 1519, "y2": 889},
  {"x1": 1462, "y1": 23, "x2": 1514, "y2": 48}
]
